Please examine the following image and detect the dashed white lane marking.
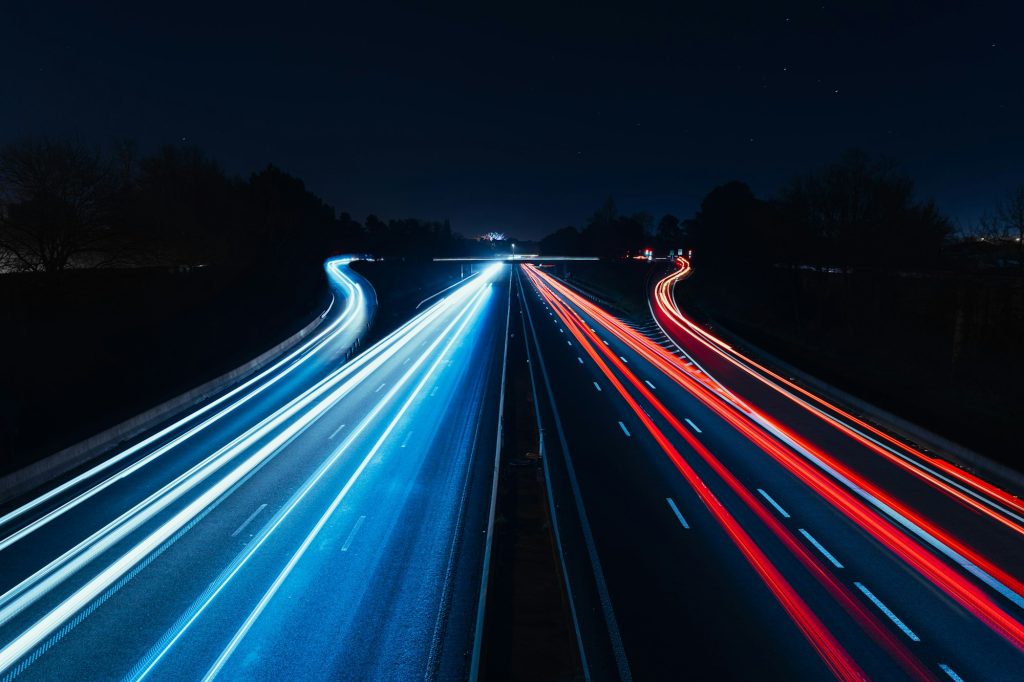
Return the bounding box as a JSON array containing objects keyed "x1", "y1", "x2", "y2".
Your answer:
[
  {"x1": 619, "y1": 356, "x2": 628, "y2": 363},
  {"x1": 854, "y1": 582, "x2": 920, "y2": 641},
  {"x1": 231, "y1": 504, "x2": 268, "y2": 538},
  {"x1": 757, "y1": 488, "x2": 790, "y2": 518},
  {"x1": 375, "y1": 383, "x2": 386, "y2": 393},
  {"x1": 400, "y1": 431, "x2": 413, "y2": 448},
  {"x1": 644, "y1": 380, "x2": 656, "y2": 389},
  {"x1": 939, "y1": 664, "x2": 964, "y2": 682},
  {"x1": 578, "y1": 357, "x2": 584, "y2": 364},
  {"x1": 593, "y1": 382, "x2": 602, "y2": 392},
  {"x1": 341, "y1": 515, "x2": 367, "y2": 552},
  {"x1": 798, "y1": 528, "x2": 844, "y2": 568},
  {"x1": 568, "y1": 340, "x2": 573, "y2": 346},
  {"x1": 684, "y1": 418, "x2": 702, "y2": 433},
  {"x1": 618, "y1": 422, "x2": 630, "y2": 437},
  {"x1": 430, "y1": 386, "x2": 439, "y2": 397},
  {"x1": 666, "y1": 498, "x2": 690, "y2": 529},
  {"x1": 328, "y1": 423, "x2": 347, "y2": 440}
]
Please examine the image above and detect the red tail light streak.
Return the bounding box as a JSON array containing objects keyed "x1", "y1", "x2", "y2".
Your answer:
[{"x1": 523, "y1": 264, "x2": 1024, "y2": 657}]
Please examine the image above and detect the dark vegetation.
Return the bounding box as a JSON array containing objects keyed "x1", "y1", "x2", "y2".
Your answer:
[
  {"x1": 3, "y1": 135, "x2": 1021, "y2": 468},
  {"x1": 0, "y1": 137, "x2": 495, "y2": 468},
  {"x1": 0, "y1": 138, "x2": 499, "y2": 275},
  {"x1": 350, "y1": 259, "x2": 467, "y2": 344},
  {"x1": 548, "y1": 151, "x2": 1023, "y2": 465},
  {"x1": 0, "y1": 266, "x2": 326, "y2": 474},
  {"x1": 681, "y1": 267, "x2": 1023, "y2": 464}
]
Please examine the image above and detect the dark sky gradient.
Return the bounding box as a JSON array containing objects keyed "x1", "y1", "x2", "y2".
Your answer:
[{"x1": 3, "y1": 1, "x2": 1021, "y2": 239}]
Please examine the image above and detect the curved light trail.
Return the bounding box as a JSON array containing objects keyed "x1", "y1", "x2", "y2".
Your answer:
[
  {"x1": 521, "y1": 262, "x2": 1024, "y2": 680},
  {"x1": 0, "y1": 261, "x2": 508, "y2": 681}
]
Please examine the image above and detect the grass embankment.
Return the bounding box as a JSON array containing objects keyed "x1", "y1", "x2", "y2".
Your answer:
[
  {"x1": 569, "y1": 260, "x2": 1022, "y2": 469},
  {"x1": 0, "y1": 265, "x2": 326, "y2": 475},
  {"x1": 0, "y1": 260, "x2": 476, "y2": 476},
  {"x1": 349, "y1": 259, "x2": 465, "y2": 343}
]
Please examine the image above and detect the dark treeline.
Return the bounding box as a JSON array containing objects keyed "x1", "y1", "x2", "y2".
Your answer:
[
  {"x1": 0, "y1": 138, "x2": 490, "y2": 276},
  {"x1": 540, "y1": 149, "x2": 1022, "y2": 274},
  {"x1": 552, "y1": 149, "x2": 1022, "y2": 461},
  {"x1": 685, "y1": 151, "x2": 952, "y2": 275}
]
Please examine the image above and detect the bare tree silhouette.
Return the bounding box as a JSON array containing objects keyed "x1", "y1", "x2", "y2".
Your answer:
[{"x1": 0, "y1": 139, "x2": 127, "y2": 272}]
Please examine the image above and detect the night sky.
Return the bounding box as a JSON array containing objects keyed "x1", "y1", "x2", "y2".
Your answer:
[{"x1": 4, "y1": 1, "x2": 1021, "y2": 240}]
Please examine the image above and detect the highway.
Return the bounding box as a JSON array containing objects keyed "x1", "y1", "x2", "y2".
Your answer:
[
  {"x1": 518, "y1": 263, "x2": 1023, "y2": 681},
  {"x1": 0, "y1": 258, "x2": 509, "y2": 680}
]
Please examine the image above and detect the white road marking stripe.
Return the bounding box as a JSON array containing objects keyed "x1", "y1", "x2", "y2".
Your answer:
[
  {"x1": 375, "y1": 383, "x2": 386, "y2": 392},
  {"x1": 400, "y1": 431, "x2": 413, "y2": 448},
  {"x1": 577, "y1": 357, "x2": 584, "y2": 364},
  {"x1": 568, "y1": 340, "x2": 572, "y2": 346},
  {"x1": 328, "y1": 423, "x2": 347, "y2": 440},
  {"x1": 756, "y1": 411, "x2": 1024, "y2": 610},
  {"x1": 939, "y1": 664, "x2": 964, "y2": 682},
  {"x1": 619, "y1": 356, "x2": 628, "y2": 363},
  {"x1": 618, "y1": 422, "x2": 630, "y2": 437},
  {"x1": 341, "y1": 516, "x2": 367, "y2": 552},
  {"x1": 854, "y1": 582, "x2": 920, "y2": 641},
  {"x1": 666, "y1": 498, "x2": 689, "y2": 529},
  {"x1": 757, "y1": 489, "x2": 790, "y2": 518},
  {"x1": 430, "y1": 386, "x2": 439, "y2": 397},
  {"x1": 230, "y1": 504, "x2": 267, "y2": 538},
  {"x1": 593, "y1": 382, "x2": 602, "y2": 392},
  {"x1": 684, "y1": 418, "x2": 702, "y2": 433},
  {"x1": 798, "y1": 529, "x2": 843, "y2": 568},
  {"x1": 644, "y1": 380, "x2": 655, "y2": 389}
]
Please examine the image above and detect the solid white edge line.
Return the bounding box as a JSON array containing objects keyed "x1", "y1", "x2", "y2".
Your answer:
[{"x1": 469, "y1": 266, "x2": 513, "y2": 681}]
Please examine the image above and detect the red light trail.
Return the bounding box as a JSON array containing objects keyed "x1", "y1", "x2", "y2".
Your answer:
[{"x1": 523, "y1": 263, "x2": 1024, "y2": 659}]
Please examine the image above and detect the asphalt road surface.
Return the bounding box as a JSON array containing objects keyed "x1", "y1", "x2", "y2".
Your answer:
[
  {"x1": 518, "y1": 262, "x2": 1023, "y2": 682},
  {"x1": 0, "y1": 259, "x2": 510, "y2": 681}
]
